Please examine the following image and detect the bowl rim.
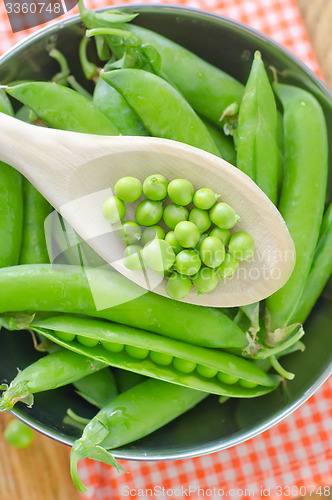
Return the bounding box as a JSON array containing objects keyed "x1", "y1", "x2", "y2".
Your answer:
[
  {"x1": 0, "y1": 3, "x2": 331, "y2": 101},
  {"x1": 1, "y1": 3, "x2": 331, "y2": 460}
]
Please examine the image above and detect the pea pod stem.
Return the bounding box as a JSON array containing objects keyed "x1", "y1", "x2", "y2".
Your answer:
[
  {"x1": 19, "y1": 179, "x2": 52, "y2": 264},
  {"x1": 93, "y1": 72, "x2": 149, "y2": 136},
  {"x1": 79, "y1": 0, "x2": 244, "y2": 127},
  {"x1": 70, "y1": 378, "x2": 207, "y2": 492},
  {"x1": 0, "y1": 264, "x2": 248, "y2": 349},
  {"x1": 256, "y1": 325, "x2": 305, "y2": 359},
  {"x1": 78, "y1": 37, "x2": 97, "y2": 81},
  {"x1": 265, "y1": 83, "x2": 328, "y2": 331},
  {"x1": 0, "y1": 349, "x2": 106, "y2": 411},
  {"x1": 0, "y1": 90, "x2": 23, "y2": 267},
  {"x1": 78, "y1": 0, "x2": 138, "y2": 28}
]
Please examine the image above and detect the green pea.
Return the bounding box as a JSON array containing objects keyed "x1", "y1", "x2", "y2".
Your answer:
[
  {"x1": 149, "y1": 351, "x2": 174, "y2": 366},
  {"x1": 174, "y1": 221, "x2": 200, "y2": 248},
  {"x1": 163, "y1": 204, "x2": 188, "y2": 229},
  {"x1": 135, "y1": 199, "x2": 163, "y2": 226},
  {"x1": 102, "y1": 196, "x2": 126, "y2": 224},
  {"x1": 54, "y1": 330, "x2": 76, "y2": 342},
  {"x1": 164, "y1": 230, "x2": 183, "y2": 254},
  {"x1": 192, "y1": 267, "x2": 218, "y2": 295},
  {"x1": 4, "y1": 419, "x2": 34, "y2": 449},
  {"x1": 229, "y1": 231, "x2": 255, "y2": 261},
  {"x1": 114, "y1": 176, "x2": 142, "y2": 202},
  {"x1": 143, "y1": 174, "x2": 168, "y2": 201},
  {"x1": 102, "y1": 341, "x2": 125, "y2": 353},
  {"x1": 217, "y1": 372, "x2": 239, "y2": 385},
  {"x1": 196, "y1": 365, "x2": 218, "y2": 378},
  {"x1": 189, "y1": 208, "x2": 211, "y2": 233},
  {"x1": 216, "y1": 253, "x2": 239, "y2": 279},
  {"x1": 77, "y1": 335, "x2": 99, "y2": 347},
  {"x1": 175, "y1": 249, "x2": 201, "y2": 276},
  {"x1": 141, "y1": 225, "x2": 165, "y2": 246},
  {"x1": 196, "y1": 233, "x2": 209, "y2": 250},
  {"x1": 125, "y1": 345, "x2": 150, "y2": 360},
  {"x1": 115, "y1": 221, "x2": 142, "y2": 245},
  {"x1": 142, "y1": 239, "x2": 175, "y2": 272},
  {"x1": 167, "y1": 178, "x2": 194, "y2": 205},
  {"x1": 166, "y1": 272, "x2": 191, "y2": 300},
  {"x1": 199, "y1": 236, "x2": 225, "y2": 268},
  {"x1": 193, "y1": 188, "x2": 219, "y2": 209},
  {"x1": 238, "y1": 379, "x2": 258, "y2": 388},
  {"x1": 209, "y1": 202, "x2": 240, "y2": 229},
  {"x1": 209, "y1": 227, "x2": 231, "y2": 245},
  {"x1": 173, "y1": 358, "x2": 197, "y2": 373},
  {"x1": 123, "y1": 245, "x2": 145, "y2": 271}
]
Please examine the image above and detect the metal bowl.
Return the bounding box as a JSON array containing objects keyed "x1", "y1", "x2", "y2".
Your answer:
[{"x1": 0, "y1": 5, "x2": 331, "y2": 460}]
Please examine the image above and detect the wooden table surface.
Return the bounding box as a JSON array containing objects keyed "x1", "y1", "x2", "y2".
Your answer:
[{"x1": 1, "y1": 2, "x2": 332, "y2": 499}]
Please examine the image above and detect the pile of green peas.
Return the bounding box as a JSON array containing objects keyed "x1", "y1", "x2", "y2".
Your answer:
[{"x1": 102, "y1": 174, "x2": 255, "y2": 300}]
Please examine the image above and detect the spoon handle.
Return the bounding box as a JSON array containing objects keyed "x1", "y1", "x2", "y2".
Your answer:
[
  {"x1": 0, "y1": 112, "x2": 99, "y2": 207},
  {"x1": 0, "y1": 112, "x2": 57, "y2": 174}
]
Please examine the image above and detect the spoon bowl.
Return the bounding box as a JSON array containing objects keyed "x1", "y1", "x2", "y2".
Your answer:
[{"x1": 0, "y1": 112, "x2": 295, "y2": 306}]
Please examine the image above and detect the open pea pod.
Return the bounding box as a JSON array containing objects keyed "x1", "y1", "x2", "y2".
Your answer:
[{"x1": 30, "y1": 315, "x2": 280, "y2": 398}]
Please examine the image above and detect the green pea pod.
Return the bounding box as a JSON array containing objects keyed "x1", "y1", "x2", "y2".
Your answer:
[
  {"x1": 113, "y1": 368, "x2": 146, "y2": 392},
  {"x1": 31, "y1": 314, "x2": 277, "y2": 388},
  {"x1": 87, "y1": 28, "x2": 163, "y2": 76},
  {"x1": 266, "y1": 84, "x2": 328, "y2": 331},
  {"x1": 70, "y1": 378, "x2": 207, "y2": 493},
  {"x1": 0, "y1": 88, "x2": 14, "y2": 115},
  {"x1": 6, "y1": 82, "x2": 120, "y2": 135},
  {"x1": 73, "y1": 367, "x2": 118, "y2": 409},
  {"x1": 0, "y1": 264, "x2": 248, "y2": 349},
  {"x1": 276, "y1": 110, "x2": 284, "y2": 195},
  {"x1": 291, "y1": 203, "x2": 332, "y2": 325},
  {"x1": 236, "y1": 51, "x2": 278, "y2": 204},
  {"x1": 93, "y1": 76, "x2": 149, "y2": 136},
  {"x1": 101, "y1": 69, "x2": 220, "y2": 156},
  {"x1": 19, "y1": 179, "x2": 52, "y2": 264},
  {"x1": 0, "y1": 161, "x2": 23, "y2": 267},
  {"x1": 15, "y1": 104, "x2": 31, "y2": 122},
  {"x1": 0, "y1": 349, "x2": 106, "y2": 411},
  {"x1": 31, "y1": 325, "x2": 281, "y2": 400},
  {"x1": 49, "y1": 48, "x2": 70, "y2": 85},
  {"x1": 201, "y1": 117, "x2": 237, "y2": 165},
  {"x1": 0, "y1": 92, "x2": 23, "y2": 268}
]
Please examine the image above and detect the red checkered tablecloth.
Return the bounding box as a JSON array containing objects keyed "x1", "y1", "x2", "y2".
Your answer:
[
  {"x1": 0, "y1": 0, "x2": 330, "y2": 499},
  {"x1": 78, "y1": 379, "x2": 332, "y2": 499}
]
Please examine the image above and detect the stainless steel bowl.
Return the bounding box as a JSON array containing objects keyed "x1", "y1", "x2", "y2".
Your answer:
[{"x1": 0, "y1": 5, "x2": 331, "y2": 460}]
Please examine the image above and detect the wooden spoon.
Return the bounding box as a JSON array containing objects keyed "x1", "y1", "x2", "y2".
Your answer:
[{"x1": 0, "y1": 113, "x2": 295, "y2": 307}]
